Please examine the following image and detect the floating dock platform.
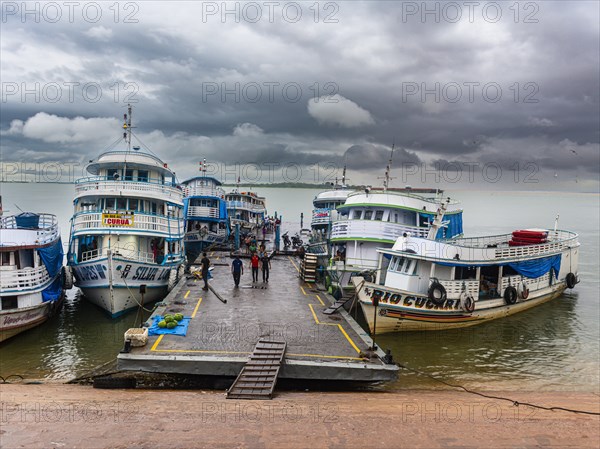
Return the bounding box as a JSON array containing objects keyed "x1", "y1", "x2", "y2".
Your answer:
[{"x1": 117, "y1": 250, "x2": 398, "y2": 383}]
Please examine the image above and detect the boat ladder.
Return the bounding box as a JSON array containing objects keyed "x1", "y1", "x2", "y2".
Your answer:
[
  {"x1": 301, "y1": 253, "x2": 318, "y2": 282},
  {"x1": 226, "y1": 339, "x2": 287, "y2": 400}
]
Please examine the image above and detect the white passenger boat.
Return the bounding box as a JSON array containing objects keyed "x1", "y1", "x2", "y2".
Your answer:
[
  {"x1": 354, "y1": 204, "x2": 580, "y2": 333},
  {"x1": 67, "y1": 105, "x2": 185, "y2": 317},
  {"x1": 0, "y1": 212, "x2": 66, "y2": 341},
  {"x1": 328, "y1": 155, "x2": 463, "y2": 294},
  {"x1": 182, "y1": 161, "x2": 229, "y2": 261},
  {"x1": 226, "y1": 189, "x2": 267, "y2": 231}
]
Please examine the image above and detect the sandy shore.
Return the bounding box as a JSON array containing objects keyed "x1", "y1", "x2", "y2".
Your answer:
[{"x1": 1, "y1": 384, "x2": 598, "y2": 448}]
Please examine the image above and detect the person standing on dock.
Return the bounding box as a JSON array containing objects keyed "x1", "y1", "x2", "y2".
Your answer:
[
  {"x1": 231, "y1": 255, "x2": 244, "y2": 287},
  {"x1": 261, "y1": 253, "x2": 271, "y2": 283},
  {"x1": 250, "y1": 252, "x2": 259, "y2": 283},
  {"x1": 200, "y1": 252, "x2": 210, "y2": 290}
]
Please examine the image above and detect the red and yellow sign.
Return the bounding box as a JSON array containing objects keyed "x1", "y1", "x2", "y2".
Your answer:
[{"x1": 102, "y1": 213, "x2": 134, "y2": 227}]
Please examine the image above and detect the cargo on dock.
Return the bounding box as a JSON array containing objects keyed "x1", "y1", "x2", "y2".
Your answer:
[{"x1": 117, "y1": 251, "x2": 398, "y2": 383}]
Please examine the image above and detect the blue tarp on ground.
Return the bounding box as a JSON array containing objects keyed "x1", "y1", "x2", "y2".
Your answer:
[
  {"x1": 39, "y1": 237, "x2": 64, "y2": 278},
  {"x1": 148, "y1": 316, "x2": 192, "y2": 336},
  {"x1": 42, "y1": 275, "x2": 63, "y2": 303}
]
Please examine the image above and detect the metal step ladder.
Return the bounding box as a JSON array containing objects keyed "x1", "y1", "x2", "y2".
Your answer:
[
  {"x1": 226, "y1": 339, "x2": 287, "y2": 400},
  {"x1": 322, "y1": 297, "x2": 352, "y2": 315},
  {"x1": 301, "y1": 253, "x2": 318, "y2": 282}
]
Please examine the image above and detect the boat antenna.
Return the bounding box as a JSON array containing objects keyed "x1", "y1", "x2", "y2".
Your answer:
[
  {"x1": 122, "y1": 104, "x2": 135, "y2": 152},
  {"x1": 427, "y1": 197, "x2": 450, "y2": 239},
  {"x1": 379, "y1": 142, "x2": 395, "y2": 192},
  {"x1": 14, "y1": 203, "x2": 24, "y2": 213}
]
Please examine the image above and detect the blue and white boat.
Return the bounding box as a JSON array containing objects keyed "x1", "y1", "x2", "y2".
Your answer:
[
  {"x1": 67, "y1": 105, "x2": 185, "y2": 317},
  {"x1": 226, "y1": 190, "x2": 267, "y2": 231},
  {"x1": 182, "y1": 162, "x2": 229, "y2": 261},
  {"x1": 0, "y1": 212, "x2": 65, "y2": 341}
]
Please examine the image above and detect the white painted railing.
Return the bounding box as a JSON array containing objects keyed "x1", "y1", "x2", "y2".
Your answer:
[
  {"x1": 80, "y1": 247, "x2": 182, "y2": 264},
  {"x1": 331, "y1": 219, "x2": 429, "y2": 242},
  {"x1": 0, "y1": 265, "x2": 51, "y2": 291},
  {"x1": 75, "y1": 179, "x2": 183, "y2": 203},
  {"x1": 72, "y1": 212, "x2": 184, "y2": 237},
  {"x1": 184, "y1": 185, "x2": 225, "y2": 198},
  {"x1": 437, "y1": 279, "x2": 480, "y2": 300},
  {"x1": 187, "y1": 206, "x2": 220, "y2": 219},
  {"x1": 500, "y1": 273, "x2": 551, "y2": 295}
]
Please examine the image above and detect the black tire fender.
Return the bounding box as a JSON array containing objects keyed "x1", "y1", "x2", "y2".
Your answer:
[
  {"x1": 504, "y1": 286, "x2": 518, "y2": 305},
  {"x1": 566, "y1": 272, "x2": 577, "y2": 289},
  {"x1": 428, "y1": 281, "x2": 447, "y2": 305}
]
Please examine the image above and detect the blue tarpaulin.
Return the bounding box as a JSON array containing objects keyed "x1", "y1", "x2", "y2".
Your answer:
[
  {"x1": 507, "y1": 254, "x2": 561, "y2": 279},
  {"x1": 39, "y1": 237, "x2": 64, "y2": 278},
  {"x1": 15, "y1": 212, "x2": 40, "y2": 229},
  {"x1": 420, "y1": 212, "x2": 463, "y2": 239},
  {"x1": 42, "y1": 276, "x2": 63, "y2": 303},
  {"x1": 148, "y1": 316, "x2": 192, "y2": 336}
]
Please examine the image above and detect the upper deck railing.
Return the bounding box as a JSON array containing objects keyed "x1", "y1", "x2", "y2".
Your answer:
[
  {"x1": 74, "y1": 178, "x2": 183, "y2": 203},
  {"x1": 184, "y1": 184, "x2": 225, "y2": 198},
  {"x1": 0, "y1": 214, "x2": 60, "y2": 247},
  {"x1": 331, "y1": 219, "x2": 429, "y2": 242},
  {"x1": 72, "y1": 211, "x2": 184, "y2": 238},
  {"x1": 0, "y1": 264, "x2": 52, "y2": 292}
]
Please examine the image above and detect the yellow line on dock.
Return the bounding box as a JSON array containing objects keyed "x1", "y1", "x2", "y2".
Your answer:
[
  {"x1": 336, "y1": 324, "x2": 361, "y2": 354},
  {"x1": 153, "y1": 348, "x2": 250, "y2": 355},
  {"x1": 307, "y1": 304, "x2": 361, "y2": 354},
  {"x1": 288, "y1": 256, "x2": 300, "y2": 273},
  {"x1": 184, "y1": 290, "x2": 190, "y2": 299},
  {"x1": 314, "y1": 294, "x2": 325, "y2": 306},
  {"x1": 191, "y1": 297, "x2": 203, "y2": 318},
  {"x1": 150, "y1": 334, "x2": 164, "y2": 351},
  {"x1": 300, "y1": 286, "x2": 307, "y2": 296},
  {"x1": 287, "y1": 353, "x2": 364, "y2": 361}
]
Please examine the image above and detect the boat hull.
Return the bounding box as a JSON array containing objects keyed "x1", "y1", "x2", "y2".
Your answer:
[
  {"x1": 357, "y1": 280, "x2": 567, "y2": 333},
  {"x1": 0, "y1": 302, "x2": 52, "y2": 342},
  {"x1": 71, "y1": 257, "x2": 182, "y2": 317},
  {"x1": 184, "y1": 235, "x2": 228, "y2": 262}
]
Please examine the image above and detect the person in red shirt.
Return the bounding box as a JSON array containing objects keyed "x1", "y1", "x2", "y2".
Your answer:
[{"x1": 250, "y1": 252, "x2": 259, "y2": 283}]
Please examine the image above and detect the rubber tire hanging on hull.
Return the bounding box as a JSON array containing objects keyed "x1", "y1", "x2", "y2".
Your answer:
[
  {"x1": 463, "y1": 295, "x2": 475, "y2": 313},
  {"x1": 566, "y1": 272, "x2": 577, "y2": 289},
  {"x1": 428, "y1": 281, "x2": 447, "y2": 305},
  {"x1": 504, "y1": 286, "x2": 518, "y2": 305}
]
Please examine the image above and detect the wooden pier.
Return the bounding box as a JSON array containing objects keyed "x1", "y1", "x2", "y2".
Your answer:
[{"x1": 117, "y1": 248, "x2": 398, "y2": 383}]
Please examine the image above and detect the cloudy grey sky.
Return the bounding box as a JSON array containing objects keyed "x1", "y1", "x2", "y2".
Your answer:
[{"x1": 1, "y1": 1, "x2": 598, "y2": 190}]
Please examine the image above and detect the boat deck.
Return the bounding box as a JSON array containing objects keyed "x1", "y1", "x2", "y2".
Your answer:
[{"x1": 117, "y1": 249, "x2": 398, "y2": 382}]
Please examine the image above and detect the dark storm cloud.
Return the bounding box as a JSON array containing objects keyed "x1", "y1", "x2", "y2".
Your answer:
[{"x1": 0, "y1": 1, "x2": 598, "y2": 188}]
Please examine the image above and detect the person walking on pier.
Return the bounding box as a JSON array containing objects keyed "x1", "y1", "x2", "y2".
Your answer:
[
  {"x1": 261, "y1": 253, "x2": 271, "y2": 283},
  {"x1": 231, "y1": 255, "x2": 244, "y2": 287},
  {"x1": 250, "y1": 252, "x2": 259, "y2": 283},
  {"x1": 200, "y1": 252, "x2": 210, "y2": 290}
]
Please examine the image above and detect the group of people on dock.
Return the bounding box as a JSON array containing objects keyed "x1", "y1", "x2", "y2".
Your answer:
[{"x1": 199, "y1": 251, "x2": 272, "y2": 290}]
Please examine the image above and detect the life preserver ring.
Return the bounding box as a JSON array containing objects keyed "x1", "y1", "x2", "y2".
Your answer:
[
  {"x1": 566, "y1": 272, "x2": 577, "y2": 289},
  {"x1": 519, "y1": 282, "x2": 529, "y2": 299},
  {"x1": 504, "y1": 286, "x2": 518, "y2": 305},
  {"x1": 428, "y1": 281, "x2": 447, "y2": 305},
  {"x1": 463, "y1": 295, "x2": 475, "y2": 313}
]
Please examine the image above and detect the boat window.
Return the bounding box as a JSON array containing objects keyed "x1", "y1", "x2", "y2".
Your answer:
[
  {"x1": 1, "y1": 296, "x2": 18, "y2": 311},
  {"x1": 151, "y1": 202, "x2": 158, "y2": 214},
  {"x1": 138, "y1": 201, "x2": 145, "y2": 212},
  {"x1": 389, "y1": 257, "x2": 399, "y2": 271},
  {"x1": 407, "y1": 259, "x2": 418, "y2": 275},
  {"x1": 364, "y1": 210, "x2": 373, "y2": 220},
  {"x1": 352, "y1": 210, "x2": 362, "y2": 219},
  {"x1": 138, "y1": 170, "x2": 148, "y2": 182},
  {"x1": 1, "y1": 252, "x2": 11, "y2": 266},
  {"x1": 125, "y1": 169, "x2": 134, "y2": 181},
  {"x1": 374, "y1": 210, "x2": 384, "y2": 221},
  {"x1": 129, "y1": 199, "x2": 138, "y2": 211},
  {"x1": 105, "y1": 198, "x2": 115, "y2": 210},
  {"x1": 107, "y1": 168, "x2": 119, "y2": 180},
  {"x1": 116, "y1": 198, "x2": 127, "y2": 210}
]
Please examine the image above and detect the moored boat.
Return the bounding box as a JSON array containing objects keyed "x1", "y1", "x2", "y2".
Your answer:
[
  {"x1": 66, "y1": 105, "x2": 185, "y2": 317},
  {"x1": 0, "y1": 212, "x2": 66, "y2": 341},
  {"x1": 182, "y1": 160, "x2": 229, "y2": 261},
  {"x1": 353, "y1": 203, "x2": 580, "y2": 333},
  {"x1": 226, "y1": 189, "x2": 267, "y2": 231}
]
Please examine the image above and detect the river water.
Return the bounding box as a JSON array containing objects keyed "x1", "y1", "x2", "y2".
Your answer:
[{"x1": 0, "y1": 183, "x2": 598, "y2": 392}]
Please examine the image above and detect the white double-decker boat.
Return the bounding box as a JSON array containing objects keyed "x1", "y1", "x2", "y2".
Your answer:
[
  {"x1": 354, "y1": 204, "x2": 580, "y2": 333},
  {"x1": 1, "y1": 212, "x2": 66, "y2": 341},
  {"x1": 226, "y1": 189, "x2": 267, "y2": 231},
  {"x1": 67, "y1": 105, "x2": 185, "y2": 317}
]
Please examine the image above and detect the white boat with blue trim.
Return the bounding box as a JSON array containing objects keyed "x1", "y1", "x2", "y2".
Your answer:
[
  {"x1": 182, "y1": 162, "x2": 229, "y2": 261},
  {"x1": 226, "y1": 189, "x2": 267, "y2": 231},
  {"x1": 67, "y1": 105, "x2": 185, "y2": 317},
  {"x1": 353, "y1": 204, "x2": 580, "y2": 333},
  {"x1": 1, "y1": 212, "x2": 66, "y2": 342}
]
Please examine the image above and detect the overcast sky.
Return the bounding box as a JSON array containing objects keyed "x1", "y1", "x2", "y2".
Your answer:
[{"x1": 1, "y1": 1, "x2": 598, "y2": 191}]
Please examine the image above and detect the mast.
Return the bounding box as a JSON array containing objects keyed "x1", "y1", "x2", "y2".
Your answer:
[
  {"x1": 381, "y1": 143, "x2": 395, "y2": 192},
  {"x1": 427, "y1": 198, "x2": 451, "y2": 240},
  {"x1": 122, "y1": 104, "x2": 134, "y2": 178}
]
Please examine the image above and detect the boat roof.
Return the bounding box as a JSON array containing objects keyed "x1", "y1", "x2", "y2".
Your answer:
[
  {"x1": 378, "y1": 230, "x2": 579, "y2": 265},
  {"x1": 181, "y1": 176, "x2": 223, "y2": 186},
  {"x1": 338, "y1": 190, "x2": 461, "y2": 213},
  {"x1": 314, "y1": 189, "x2": 352, "y2": 203},
  {"x1": 86, "y1": 151, "x2": 175, "y2": 177}
]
